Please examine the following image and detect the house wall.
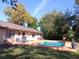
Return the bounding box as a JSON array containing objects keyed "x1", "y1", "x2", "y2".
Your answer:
[
  {"x1": 0, "y1": 28, "x2": 7, "y2": 44},
  {"x1": 0, "y1": 28, "x2": 41, "y2": 44}
]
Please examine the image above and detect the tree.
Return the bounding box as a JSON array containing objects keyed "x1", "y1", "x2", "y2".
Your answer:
[
  {"x1": 64, "y1": 9, "x2": 79, "y2": 41},
  {"x1": 39, "y1": 11, "x2": 68, "y2": 40},
  {"x1": 75, "y1": 0, "x2": 79, "y2": 5},
  {"x1": 4, "y1": 3, "x2": 36, "y2": 28},
  {"x1": 2, "y1": 0, "x2": 17, "y2": 6},
  {"x1": 28, "y1": 18, "x2": 38, "y2": 29}
]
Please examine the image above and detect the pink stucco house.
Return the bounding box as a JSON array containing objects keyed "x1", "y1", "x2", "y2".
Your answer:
[{"x1": 0, "y1": 21, "x2": 41, "y2": 44}]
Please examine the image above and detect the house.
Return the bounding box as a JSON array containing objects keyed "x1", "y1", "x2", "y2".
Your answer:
[{"x1": 0, "y1": 21, "x2": 42, "y2": 44}]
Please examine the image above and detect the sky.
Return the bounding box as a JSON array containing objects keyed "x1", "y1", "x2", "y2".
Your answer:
[{"x1": 0, "y1": 0, "x2": 75, "y2": 21}]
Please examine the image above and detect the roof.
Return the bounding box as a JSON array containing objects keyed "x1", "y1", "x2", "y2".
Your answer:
[{"x1": 0, "y1": 21, "x2": 41, "y2": 34}]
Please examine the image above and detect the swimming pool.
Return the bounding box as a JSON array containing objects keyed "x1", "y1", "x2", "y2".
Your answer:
[{"x1": 39, "y1": 40, "x2": 64, "y2": 47}]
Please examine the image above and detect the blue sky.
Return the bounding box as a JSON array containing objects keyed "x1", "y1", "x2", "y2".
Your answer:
[{"x1": 0, "y1": 0, "x2": 75, "y2": 21}]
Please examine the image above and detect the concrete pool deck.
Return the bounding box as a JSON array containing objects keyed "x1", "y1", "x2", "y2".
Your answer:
[
  {"x1": 23, "y1": 40, "x2": 78, "y2": 52},
  {"x1": 33, "y1": 40, "x2": 79, "y2": 52},
  {"x1": 1, "y1": 40, "x2": 79, "y2": 52}
]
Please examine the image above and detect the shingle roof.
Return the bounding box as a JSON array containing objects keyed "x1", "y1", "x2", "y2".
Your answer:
[{"x1": 0, "y1": 21, "x2": 41, "y2": 34}]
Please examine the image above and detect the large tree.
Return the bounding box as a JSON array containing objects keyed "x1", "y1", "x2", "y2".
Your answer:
[
  {"x1": 39, "y1": 11, "x2": 68, "y2": 40},
  {"x1": 4, "y1": 3, "x2": 36, "y2": 28}
]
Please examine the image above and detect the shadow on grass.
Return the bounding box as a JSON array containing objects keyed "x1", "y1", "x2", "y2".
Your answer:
[{"x1": 0, "y1": 45, "x2": 79, "y2": 59}]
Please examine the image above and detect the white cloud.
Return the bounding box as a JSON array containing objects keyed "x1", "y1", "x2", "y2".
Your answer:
[{"x1": 33, "y1": 0, "x2": 49, "y2": 17}]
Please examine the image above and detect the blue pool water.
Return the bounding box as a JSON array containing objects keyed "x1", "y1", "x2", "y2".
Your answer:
[{"x1": 39, "y1": 41, "x2": 64, "y2": 47}]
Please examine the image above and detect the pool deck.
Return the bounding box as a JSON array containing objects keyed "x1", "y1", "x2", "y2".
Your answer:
[
  {"x1": 1, "y1": 40, "x2": 79, "y2": 52},
  {"x1": 33, "y1": 40, "x2": 79, "y2": 52},
  {"x1": 23, "y1": 40, "x2": 79, "y2": 52}
]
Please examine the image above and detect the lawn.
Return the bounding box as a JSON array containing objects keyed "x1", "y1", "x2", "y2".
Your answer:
[{"x1": 0, "y1": 45, "x2": 79, "y2": 59}]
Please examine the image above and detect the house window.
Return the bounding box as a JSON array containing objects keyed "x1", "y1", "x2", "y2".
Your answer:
[
  {"x1": 21, "y1": 32, "x2": 27, "y2": 42},
  {"x1": 22, "y1": 36, "x2": 27, "y2": 42},
  {"x1": 16, "y1": 38, "x2": 21, "y2": 42},
  {"x1": 6, "y1": 31, "x2": 15, "y2": 38}
]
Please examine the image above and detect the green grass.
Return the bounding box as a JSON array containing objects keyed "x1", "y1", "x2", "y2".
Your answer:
[{"x1": 0, "y1": 45, "x2": 79, "y2": 59}]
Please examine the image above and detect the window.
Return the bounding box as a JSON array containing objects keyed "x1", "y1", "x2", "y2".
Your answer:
[
  {"x1": 16, "y1": 38, "x2": 21, "y2": 42},
  {"x1": 22, "y1": 36, "x2": 27, "y2": 42},
  {"x1": 6, "y1": 30, "x2": 15, "y2": 38}
]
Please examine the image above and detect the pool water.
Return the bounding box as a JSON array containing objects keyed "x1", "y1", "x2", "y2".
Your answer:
[{"x1": 39, "y1": 41, "x2": 64, "y2": 47}]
